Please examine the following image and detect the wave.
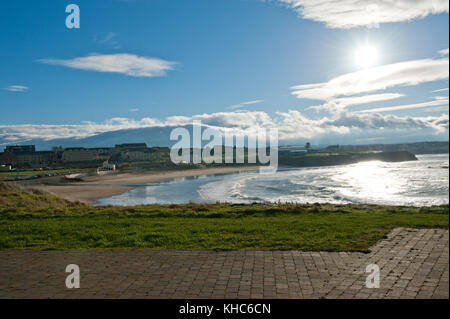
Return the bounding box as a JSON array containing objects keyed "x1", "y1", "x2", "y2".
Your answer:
[
  {"x1": 99, "y1": 154, "x2": 449, "y2": 206},
  {"x1": 197, "y1": 154, "x2": 449, "y2": 206}
]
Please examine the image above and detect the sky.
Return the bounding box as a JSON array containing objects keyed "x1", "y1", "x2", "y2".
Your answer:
[{"x1": 0, "y1": 0, "x2": 449, "y2": 146}]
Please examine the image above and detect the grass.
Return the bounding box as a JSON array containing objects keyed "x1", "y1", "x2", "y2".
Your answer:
[
  {"x1": 0, "y1": 168, "x2": 87, "y2": 178},
  {"x1": 0, "y1": 183, "x2": 448, "y2": 251},
  {"x1": 0, "y1": 182, "x2": 81, "y2": 208}
]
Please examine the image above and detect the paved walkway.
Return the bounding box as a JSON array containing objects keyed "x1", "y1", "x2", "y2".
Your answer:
[{"x1": 0, "y1": 228, "x2": 448, "y2": 299}]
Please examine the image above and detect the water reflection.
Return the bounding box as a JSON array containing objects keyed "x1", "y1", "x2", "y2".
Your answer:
[
  {"x1": 96, "y1": 154, "x2": 449, "y2": 207},
  {"x1": 335, "y1": 161, "x2": 403, "y2": 202}
]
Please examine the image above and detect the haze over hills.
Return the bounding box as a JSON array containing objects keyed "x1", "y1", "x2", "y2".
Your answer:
[
  {"x1": 0, "y1": 126, "x2": 182, "y2": 151},
  {"x1": 0, "y1": 124, "x2": 448, "y2": 154}
]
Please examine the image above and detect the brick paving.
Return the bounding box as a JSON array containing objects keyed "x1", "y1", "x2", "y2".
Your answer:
[{"x1": 0, "y1": 228, "x2": 448, "y2": 299}]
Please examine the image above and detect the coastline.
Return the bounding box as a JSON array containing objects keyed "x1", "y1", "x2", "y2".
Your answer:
[{"x1": 27, "y1": 166, "x2": 261, "y2": 205}]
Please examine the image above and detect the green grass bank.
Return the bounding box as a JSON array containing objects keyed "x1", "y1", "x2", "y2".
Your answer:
[{"x1": 0, "y1": 182, "x2": 448, "y2": 251}]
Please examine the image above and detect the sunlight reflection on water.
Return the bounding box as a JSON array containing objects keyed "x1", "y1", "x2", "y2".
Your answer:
[
  {"x1": 96, "y1": 154, "x2": 449, "y2": 207},
  {"x1": 335, "y1": 161, "x2": 403, "y2": 202}
]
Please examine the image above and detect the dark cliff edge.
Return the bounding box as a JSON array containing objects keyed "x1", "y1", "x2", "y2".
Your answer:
[{"x1": 279, "y1": 151, "x2": 418, "y2": 168}]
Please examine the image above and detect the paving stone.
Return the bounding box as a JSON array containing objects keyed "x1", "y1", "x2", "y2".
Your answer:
[{"x1": 0, "y1": 228, "x2": 448, "y2": 299}]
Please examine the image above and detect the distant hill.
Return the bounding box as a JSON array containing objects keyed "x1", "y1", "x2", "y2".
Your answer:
[
  {"x1": 0, "y1": 126, "x2": 190, "y2": 151},
  {"x1": 325, "y1": 141, "x2": 449, "y2": 155},
  {"x1": 279, "y1": 151, "x2": 418, "y2": 168}
]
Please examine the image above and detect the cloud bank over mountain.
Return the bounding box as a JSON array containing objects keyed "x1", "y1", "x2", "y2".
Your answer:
[{"x1": 1, "y1": 109, "x2": 447, "y2": 149}]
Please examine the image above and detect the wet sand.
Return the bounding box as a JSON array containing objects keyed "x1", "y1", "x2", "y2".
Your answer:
[{"x1": 28, "y1": 166, "x2": 260, "y2": 205}]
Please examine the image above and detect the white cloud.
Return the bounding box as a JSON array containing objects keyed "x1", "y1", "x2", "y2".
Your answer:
[
  {"x1": 309, "y1": 93, "x2": 405, "y2": 111},
  {"x1": 359, "y1": 96, "x2": 449, "y2": 113},
  {"x1": 165, "y1": 110, "x2": 273, "y2": 129},
  {"x1": 418, "y1": 105, "x2": 449, "y2": 113},
  {"x1": 38, "y1": 53, "x2": 177, "y2": 77},
  {"x1": 291, "y1": 57, "x2": 449, "y2": 101},
  {"x1": 94, "y1": 32, "x2": 120, "y2": 49},
  {"x1": 0, "y1": 110, "x2": 447, "y2": 145},
  {"x1": 128, "y1": 108, "x2": 140, "y2": 112},
  {"x1": 431, "y1": 88, "x2": 449, "y2": 93},
  {"x1": 439, "y1": 48, "x2": 449, "y2": 56},
  {"x1": 3, "y1": 85, "x2": 29, "y2": 92},
  {"x1": 0, "y1": 117, "x2": 163, "y2": 142},
  {"x1": 322, "y1": 111, "x2": 447, "y2": 132},
  {"x1": 278, "y1": 0, "x2": 449, "y2": 29},
  {"x1": 226, "y1": 100, "x2": 264, "y2": 110}
]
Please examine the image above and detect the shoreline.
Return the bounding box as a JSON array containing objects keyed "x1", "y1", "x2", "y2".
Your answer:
[{"x1": 27, "y1": 166, "x2": 260, "y2": 205}]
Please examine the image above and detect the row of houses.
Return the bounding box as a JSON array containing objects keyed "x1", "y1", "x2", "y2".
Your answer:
[
  {"x1": 0, "y1": 143, "x2": 169, "y2": 168},
  {"x1": 0, "y1": 146, "x2": 59, "y2": 168}
]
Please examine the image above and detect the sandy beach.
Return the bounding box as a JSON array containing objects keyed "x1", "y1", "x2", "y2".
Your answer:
[{"x1": 27, "y1": 166, "x2": 260, "y2": 205}]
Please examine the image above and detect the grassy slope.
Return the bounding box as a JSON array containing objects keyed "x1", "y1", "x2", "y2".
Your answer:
[
  {"x1": 0, "y1": 168, "x2": 88, "y2": 180},
  {"x1": 0, "y1": 183, "x2": 448, "y2": 251},
  {"x1": 0, "y1": 182, "x2": 78, "y2": 208}
]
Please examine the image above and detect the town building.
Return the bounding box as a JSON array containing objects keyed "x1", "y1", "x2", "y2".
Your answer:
[
  {"x1": 1, "y1": 143, "x2": 169, "y2": 168},
  {"x1": 0, "y1": 152, "x2": 17, "y2": 166},
  {"x1": 0, "y1": 164, "x2": 12, "y2": 172},
  {"x1": 0, "y1": 146, "x2": 58, "y2": 168},
  {"x1": 115, "y1": 143, "x2": 147, "y2": 150},
  {"x1": 15, "y1": 151, "x2": 58, "y2": 167},
  {"x1": 5, "y1": 145, "x2": 36, "y2": 154},
  {"x1": 62, "y1": 147, "x2": 110, "y2": 163}
]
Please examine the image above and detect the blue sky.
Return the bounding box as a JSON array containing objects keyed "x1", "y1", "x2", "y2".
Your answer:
[{"x1": 0, "y1": 0, "x2": 448, "y2": 145}]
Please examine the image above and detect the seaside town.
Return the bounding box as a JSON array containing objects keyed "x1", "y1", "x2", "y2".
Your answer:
[
  {"x1": 0, "y1": 141, "x2": 447, "y2": 179},
  {"x1": 0, "y1": 143, "x2": 170, "y2": 172}
]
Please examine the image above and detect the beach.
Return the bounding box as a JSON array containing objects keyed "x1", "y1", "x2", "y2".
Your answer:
[{"x1": 26, "y1": 166, "x2": 260, "y2": 205}]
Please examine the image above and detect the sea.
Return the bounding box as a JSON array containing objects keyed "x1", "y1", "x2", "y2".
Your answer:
[{"x1": 95, "y1": 154, "x2": 449, "y2": 207}]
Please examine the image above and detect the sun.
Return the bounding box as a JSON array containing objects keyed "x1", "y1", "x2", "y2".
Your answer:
[{"x1": 354, "y1": 45, "x2": 378, "y2": 69}]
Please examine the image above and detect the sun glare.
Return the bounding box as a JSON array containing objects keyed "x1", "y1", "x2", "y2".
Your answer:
[
  {"x1": 354, "y1": 45, "x2": 378, "y2": 69},
  {"x1": 337, "y1": 161, "x2": 402, "y2": 203}
]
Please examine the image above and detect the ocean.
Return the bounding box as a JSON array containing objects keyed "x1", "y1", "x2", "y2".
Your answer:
[{"x1": 95, "y1": 154, "x2": 449, "y2": 207}]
